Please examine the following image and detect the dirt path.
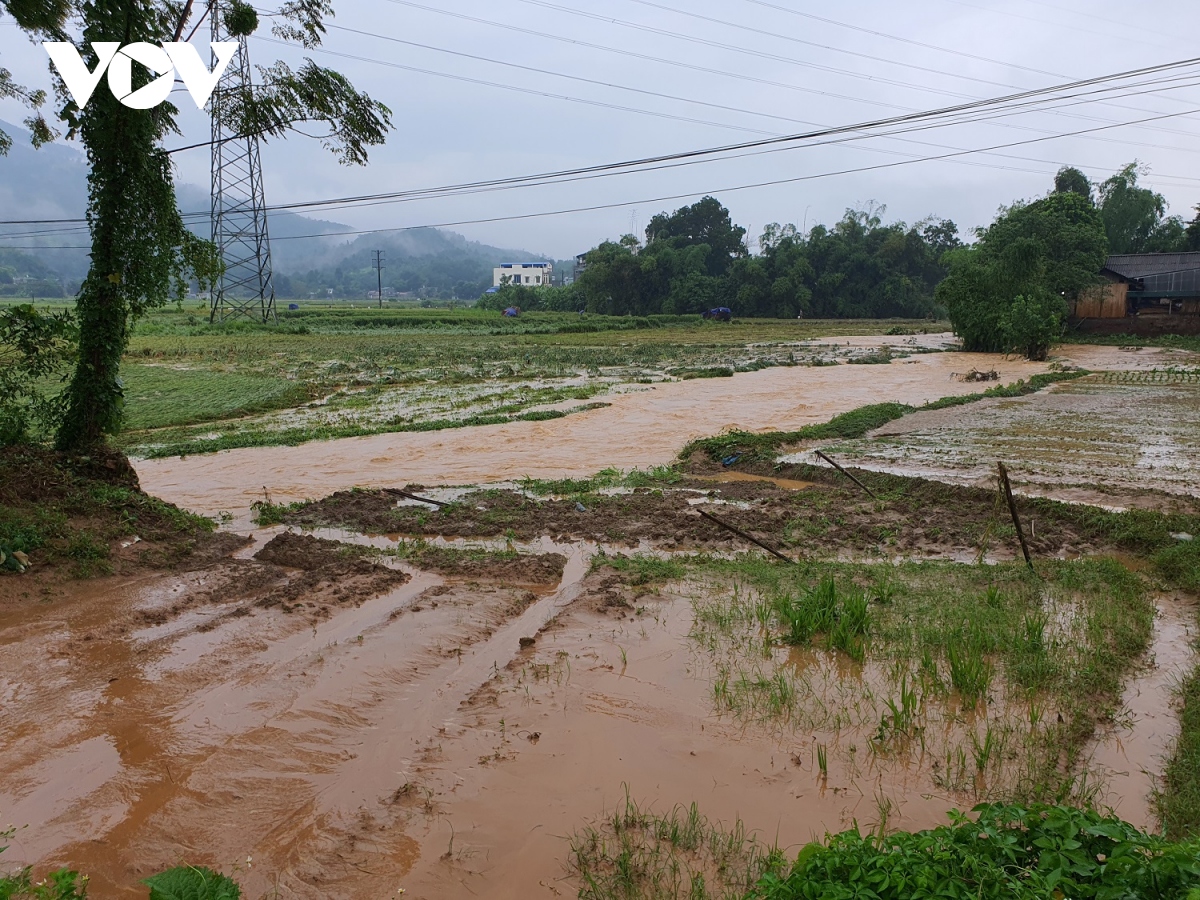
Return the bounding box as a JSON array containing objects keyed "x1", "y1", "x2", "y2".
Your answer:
[{"x1": 135, "y1": 343, "x2": 1189, "y2": 520}]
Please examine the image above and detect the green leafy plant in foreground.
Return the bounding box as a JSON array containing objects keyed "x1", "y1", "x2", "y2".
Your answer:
[
  {"x1": 751, "y1": 803, "x2": 1200, "y2": 900},
  {"x1": 0, "y1": 826, "x2": 86, "y2": 899},
  {"x1": 143, "y1": 866, "x2": 241, "y2": 900}
]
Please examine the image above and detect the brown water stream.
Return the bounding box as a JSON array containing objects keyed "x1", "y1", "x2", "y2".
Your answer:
[
  {"x1": 136, "y1": 349, "x2": 1052, "y2": 519},
  {"x1": 3, "y1": 342, "x2": 1198, "y2": 897}
]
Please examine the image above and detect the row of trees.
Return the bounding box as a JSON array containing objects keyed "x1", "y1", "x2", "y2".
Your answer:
[
  {"x1": 1055, "y1": 163, "x2": 1200, "y2": 255},
  {"x1": 560, "y1": 197, "x2": 961, "y2": 319}
]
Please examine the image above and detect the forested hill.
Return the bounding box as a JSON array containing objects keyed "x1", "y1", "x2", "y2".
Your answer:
[{"x1": 0, "y1": 120, "x2": 555, "y2": 299}]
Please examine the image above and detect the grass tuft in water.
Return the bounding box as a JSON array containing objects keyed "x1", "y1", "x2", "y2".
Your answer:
[{"x1": 569, "y1": 790, "x2": 787, "y2": 900}]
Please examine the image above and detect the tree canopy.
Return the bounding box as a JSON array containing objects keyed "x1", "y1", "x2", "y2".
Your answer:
[
  {"x1": 573, "y1": 198, "x2": 957, "y2": 320},
  {"x1": 2, "y1": 0, "x2": 391, "y2": 450},
  {"x1": 1098, "y1": 162, "x2": 1189, "y2": 254},
  {"x1": 937, "y1": 191, "x2": 1108, "y2": 359}
]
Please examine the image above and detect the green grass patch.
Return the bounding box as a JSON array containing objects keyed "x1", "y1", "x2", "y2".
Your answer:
[
  {"x1": 1159, "y1": 610, "x2": 1200, "y2": 840},
  {"x1": 0, "y1": 446, "x2": 214, "y2": 577},
  {"x1": 568, "y1": 791, "x2": 787, "y2": 900},
  {"x1": 129, "y1": 403, "x2": 606, "y2": 458},
  {"x1": 594, "y1": 552, "x2": 687, "y2": 585},
  {"x1": 120, "y1": 364, "x2": 313, "y2": 430},
  {"x1": 683, "y1": 371, "x2": 1086, "y2": 463},
  {"x1": 687, "y1": 555, "x2": 1153, "y2": 803},
  {"x1": 518, "y1": 466, "x2": 682, "y2": 498},
  {"x1": 751, "y1": 803, "x2": 1200, "y2": 899}
]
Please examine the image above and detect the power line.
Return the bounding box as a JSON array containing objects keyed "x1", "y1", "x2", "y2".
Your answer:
[
  {"x1": 934, "y1": 0, "x2": 1179, "y2": 50},
  {"x1": 7, "y1": 102, "x2": 1197, "y2": 250},
  {"x1": 244, "y1": 39, "x2": 1200, "y2": 166},
  {"x1": 610, "y1": 0, "x2": 1200, "y2": 134},
  {"x1": 4, "y1": 56, "x2": 1199, "y2": 231},
  {"x1": 373, "y1": 0, "x2": 1200, "y2": 152},
  {"x1": 618, "y1": 0, "x2": 1023, "y2": 91},
  {"x1": 505, "y1": 0, "x2": 982, "y2": 102},
  {"x1": 379, "y1": 0, "x2": 902, "y2": 111}
]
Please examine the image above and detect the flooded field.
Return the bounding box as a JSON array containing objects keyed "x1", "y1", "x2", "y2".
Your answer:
[
  {"x1": 801, "y1": 371, "x2": 1200, "y2": 508},
  {"x1": 135, "y1": 341, "x2": 1195, "y2": 523},
  {"x1": 3, "y1": 337, "x2": 1200, "y2": 898}
]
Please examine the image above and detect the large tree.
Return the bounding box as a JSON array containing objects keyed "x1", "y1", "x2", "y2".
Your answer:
[
  {"x1": 1053, "y1": 165, "x2": 1092, "y2": 201},
  {"x1": 1098, "y1": 162, "x2": 1187, "y2": 254},
  {"x1": 937, "y1": 191, "x2": 1108, "y2": 359},
  {"x1": 3, "y1": 0, "x2": 391, "y2": 451},
  {"x1": 645, "y1": 196, "x2": 747, "y2": 277}
]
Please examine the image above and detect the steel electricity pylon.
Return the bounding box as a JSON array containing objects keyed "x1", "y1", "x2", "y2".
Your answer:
[{"x1": 209, "y1": 1, "x2": 276, "y2": 323}]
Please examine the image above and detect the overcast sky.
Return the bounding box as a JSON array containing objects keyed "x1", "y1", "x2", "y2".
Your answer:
[{"x1": 2, "y1": 0, "x2": 1199, "y2": 258}]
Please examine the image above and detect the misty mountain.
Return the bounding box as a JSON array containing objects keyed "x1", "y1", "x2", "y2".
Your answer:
[{"x1": 0, "y1": 120, "x2": 558, "y2": 298}]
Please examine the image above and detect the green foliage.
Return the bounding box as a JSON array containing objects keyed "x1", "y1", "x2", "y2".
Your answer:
[
  {"x1": 683, "y1": 372, "x2": 1084, "y2": 462},
  {"x1": 773, "y1": 577, "x2": 870, "y2": 660},
  {"x1": 120, "y1": 365, "x2": 312, "y2": 431},
  {"x1": 1000, "y1": 291, "x2": 1066, "y2": 361},
  {"x1": 1098, "y1": 162, "x2": 1189, "y2": 254},
  {"x1": 569, "y1": 792, "x2": 787, "y2": 900},
  {"x1": 0, "y1": 825, "x2": 87, "y2": 899},
  {"x1": 1053, "y1": 165, "x2": 1092, "y2": 200},
  {"x1": 574, "y1": 201, "x2": 956, "y2": 319},
  {"x1": 222, "y1": 0, "x2": 258, "y2": 36},
  {"x1": 597, "y1": 553, "x2": 686, "y2": 584},
  {"x1": 0, "y1": 304, "x2": 76, "y2": 444},
  {"x1": 7, "y1": 0, "x2": 390, "y2": 452},
  {"x1": 938, "y1": 190, "x2": 1107, "y2": 358},
  {"x1": 476, "y1": 282, "x2": 577, "y2": 312},
  {"x1": 0, "y1": 869, "x2": 88, "y2": 900},
  {"x1": 751, "y1": 804, "x2": 1200, "y2": 900},
  {"x1": 143, "y1": 866, "x2": 241, "y2": 900},
  {"x1": 1160, "y1": 657, "x2": 1200, "y2": 840}
]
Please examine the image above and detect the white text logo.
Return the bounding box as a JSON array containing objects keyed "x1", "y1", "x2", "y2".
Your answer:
[{"x1": 43, "y1": 41, "x2": 238, "y2": 110}]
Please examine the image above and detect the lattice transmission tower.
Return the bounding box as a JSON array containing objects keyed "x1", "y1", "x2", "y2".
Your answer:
[{"x1": 209, "y1": 1, "x2": 276, "y2": 323}]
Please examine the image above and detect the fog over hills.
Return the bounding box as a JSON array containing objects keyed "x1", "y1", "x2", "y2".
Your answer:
[{"x1": 0, "y1": 121, "x2": 557, "y2": 297}]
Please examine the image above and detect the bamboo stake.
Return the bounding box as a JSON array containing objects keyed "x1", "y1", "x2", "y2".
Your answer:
[
  {"x1": 814, "y1": 449, "x2": 877, "y2": 499},
  {"x1": 383, "y1": 488, "x2": 450, "y2": 508},
  {"x1": 997, "y1": 462, "x2": 1033, "y2": 569},
  {"x1": 697, "y1": 508, "x2": 794, "y2": 564}
]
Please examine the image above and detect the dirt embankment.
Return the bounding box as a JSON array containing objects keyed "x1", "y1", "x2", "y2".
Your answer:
[
  {"x1": 275, "y1": 464, "x2": 1178, "y2": 563},
  {"x1": 0, "y1": 446, "x2": 243, "y2": 596}
]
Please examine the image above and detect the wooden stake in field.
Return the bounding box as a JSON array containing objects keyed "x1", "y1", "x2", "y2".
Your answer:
[
  {"x1": 814, "y1": 449, "x2": 877, "y2": 499},
  {"x1": 997, "y1": 462, "x2": 1034, "y2": 570},
  {"x1": 696, "y1": 508, "x2": 794, "y2": 564},
  {"x1": 383, "y1": 488, "x2": 450, "y2": 508}
]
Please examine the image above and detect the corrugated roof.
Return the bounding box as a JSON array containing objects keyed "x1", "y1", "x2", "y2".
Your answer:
[{"x1": 1103, "y1": 252, "x2": 1200, "y2": 279}]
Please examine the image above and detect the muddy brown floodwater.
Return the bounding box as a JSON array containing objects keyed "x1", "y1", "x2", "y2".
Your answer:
[
  {"x1": 4, "y1": 340, "x2": 1198, "y2": 898},
  {"x1": 0, "y1": 553, "x2": 957, "y2": 899},
  {"x1": 135, "y1": 343, "x2": 1192, "y2": 521}
]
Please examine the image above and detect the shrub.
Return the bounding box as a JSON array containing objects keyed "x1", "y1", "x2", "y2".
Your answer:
[{"x1": 752, "y1": 804, "x2": 1200, "y2": 900}]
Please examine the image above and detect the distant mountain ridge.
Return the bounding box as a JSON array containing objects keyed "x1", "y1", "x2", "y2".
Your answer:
[{"x1": 0, "y1": 120, "x2": 556, "y2": 296}]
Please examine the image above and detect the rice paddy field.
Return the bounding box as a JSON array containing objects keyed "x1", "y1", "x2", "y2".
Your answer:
[{"x1": 3, "y1": 305, "x2": 1200, "y2": 899}]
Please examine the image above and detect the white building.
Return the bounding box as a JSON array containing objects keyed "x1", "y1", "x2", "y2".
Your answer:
[{"x1": 493, "y1": 262, "x2": 553, "y2": 287}]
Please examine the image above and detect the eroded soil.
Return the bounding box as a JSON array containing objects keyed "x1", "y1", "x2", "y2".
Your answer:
[
  {"x1": 275, "y1": 464, "x2": 1181, "y2": 564},
  {"x1": 4, "y1": 343, "x2": 1200, "y2": 898}
]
